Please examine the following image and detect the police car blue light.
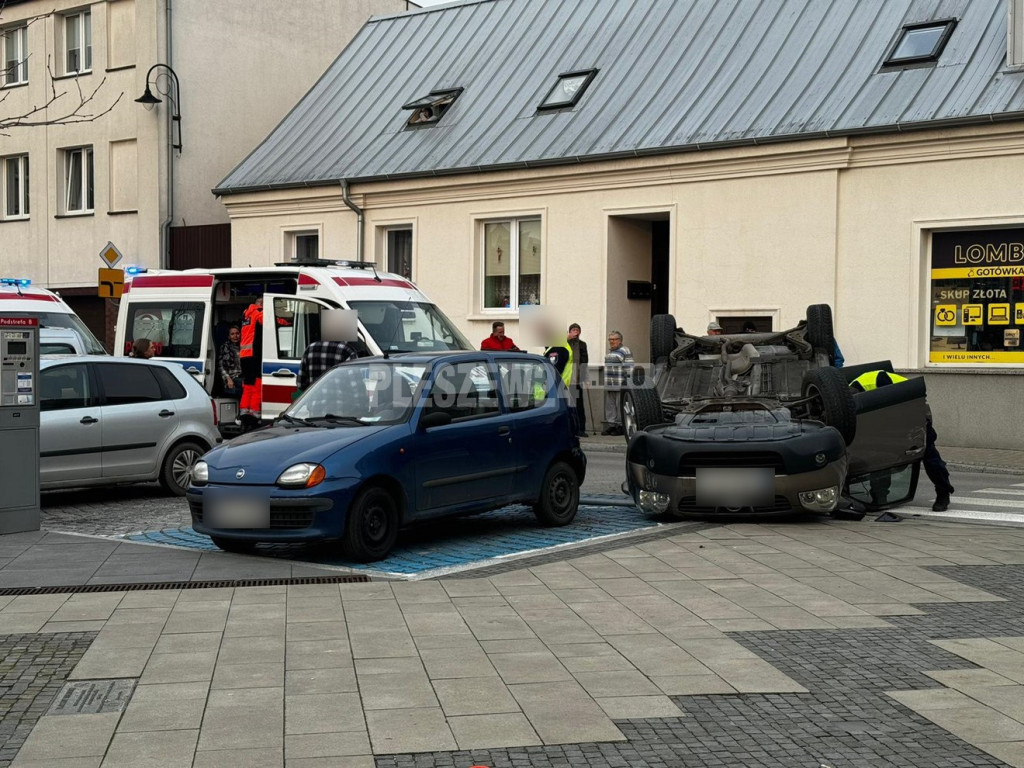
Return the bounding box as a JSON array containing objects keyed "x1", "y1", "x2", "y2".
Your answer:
[{"x1": 125, "y1": 266, "x2": 148, "y2": 276}]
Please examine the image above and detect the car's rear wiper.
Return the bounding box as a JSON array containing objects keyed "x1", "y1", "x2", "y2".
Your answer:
[{"x1": 277, "y1": 413, "x2": 316, "y2": 428}]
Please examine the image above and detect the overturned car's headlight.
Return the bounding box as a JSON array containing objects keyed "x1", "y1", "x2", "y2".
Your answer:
[
  {"x1": 191, "y1": 461, "x2": 208, "y2": 486},
  {"x1": 277, "y1": 463, "x2": 326, "y2": 488},
  {"x1": 638, "y1": 490, "x2": 671, "y2": 513},
  {"x1": 799, "y1": 486, "x2": 838, "y2": 512}
]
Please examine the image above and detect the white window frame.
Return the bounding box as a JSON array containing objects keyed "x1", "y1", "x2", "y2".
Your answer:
[
  {"x1": 479, "y1": 215, "x2": 543, "y2": 314},
  {"x1": 62, "y1": 9, "x2": 92, "y2": 75},
  {"x1": 283, "y1": 227, "x2": 322, "y2": 263},
  {"x1": 63, "y1": 146, "x2": 94, "y2": 214},
  {"x1": 2, "y1": 154, "x2": 30, "y2": 220},
  {"x1": 1, "y1": 25, "x2": 28, "y2": 87}
]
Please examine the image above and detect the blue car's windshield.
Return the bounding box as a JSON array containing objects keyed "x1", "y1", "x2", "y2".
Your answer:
[{"x1": 286, "y1": 362, "x2": 427, "y2": 425}]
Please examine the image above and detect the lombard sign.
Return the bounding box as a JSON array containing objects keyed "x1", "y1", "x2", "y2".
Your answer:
[{"x1": 932, "y1": 230, "x2": 1024, "y2": 279}]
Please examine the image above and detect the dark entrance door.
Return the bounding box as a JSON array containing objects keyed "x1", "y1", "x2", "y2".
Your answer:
[{"x1": 651, "y1": 221, "x2": 669, "y2": 318}]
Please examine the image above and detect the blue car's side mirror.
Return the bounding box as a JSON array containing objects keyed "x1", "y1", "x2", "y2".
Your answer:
[{"x1": 420, "y1": 411, "x2": 452, "y2": 429}]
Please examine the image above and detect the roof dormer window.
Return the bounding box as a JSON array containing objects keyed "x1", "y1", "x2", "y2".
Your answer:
[
  {"x1": 538, "y1": 69, "x2": 597, "y2": 111},
  {"x1": 884, "y1": 19, "x2": 957, "y2": 67},
  {"x1": 403, "y1": 88, "x2": 462, "y2": 128}
]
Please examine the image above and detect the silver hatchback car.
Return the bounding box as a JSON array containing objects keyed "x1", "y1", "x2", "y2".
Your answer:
[{"x1": 40, "y1": 357, "x2": 221, "y2": 495}]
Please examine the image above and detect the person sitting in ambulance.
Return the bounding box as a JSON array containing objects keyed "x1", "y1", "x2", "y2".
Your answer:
[{"x1": 218, "y1": 325, "x2": 242, "y2": 398}]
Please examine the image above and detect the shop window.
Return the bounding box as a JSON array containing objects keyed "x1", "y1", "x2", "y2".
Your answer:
[
  {"x1": 482, "y1": 217, "x2": 541, "y2": 311},
  {"x1": 883, "y1": 19, "x2": 956, "y2": 67},
  {"x1": 403, "y1": 88, "x2": 462, "y2": 127},
  {"x1": 539, "y1": 69, "x2": 597, "y2": 110},
  {"x1": 928, "y1": 229, "x2": 1024, "y2": 365}
]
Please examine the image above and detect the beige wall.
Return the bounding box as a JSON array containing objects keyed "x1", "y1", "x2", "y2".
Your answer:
[
  {"x1": 221, "y1": 124, "x2": 1024, "y2": 445},
  {"x1": 0, "y1": 0, "x2": 403, "y2": 290}
]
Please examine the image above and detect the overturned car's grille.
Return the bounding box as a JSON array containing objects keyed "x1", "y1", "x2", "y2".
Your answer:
[
  {"x1": 679, "y1": 452, "x2": 785, "y2": 476},
  {"x1": 679, "y1": 495, "x2": 792, "y2": 515},
  {"x1": 189, "y1": 501, "x2": 315, "y2": 530}
]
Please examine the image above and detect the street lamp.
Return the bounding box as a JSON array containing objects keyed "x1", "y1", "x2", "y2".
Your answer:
[{"x1": 135, "y1": 63, "x2": 182, "y2": 152}]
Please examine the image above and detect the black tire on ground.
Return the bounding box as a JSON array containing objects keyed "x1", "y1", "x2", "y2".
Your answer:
[
  {"x1": 650, "y1": 314, "x2": 678, "y2": 364},
  {"x1": 829, "y1": 509, "x2": 867, "y2": 521},
  {"x1": 533, "y1": 461, "x2": 580, "y2": 527},
  {"x1": 159, "y1": 440, "x2": 206, "y2": 496},
  {"x1": 341, "y1": 485, "x2": 400, "y2": 563},
  {"x1": 621, "y1": 386, "x2": 664, "y2": 440},
  {"x1": 210, "y1": 536, "x2": 257, "y2": 554},
  {"x1": 806, "y1": 304, "x2": 835, "y2": 361},
  {"x1": 801, "y1": 367, "x2": 857, "y2": 445}
]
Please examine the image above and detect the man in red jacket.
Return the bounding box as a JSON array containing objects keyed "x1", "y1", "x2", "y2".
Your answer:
[
  {"x1": 238, "y1": 296, "x2": 264, "y2": 427},
  {"x1": 480, "y1": 321, "x2": 521, "y2": 351}
]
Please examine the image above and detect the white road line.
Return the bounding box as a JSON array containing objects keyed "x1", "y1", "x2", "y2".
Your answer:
[
  {"x1": 937, "y1": 496, "x2": 1024, "y2": 509},
  {"x1": 1013, "y1": 482, "x2": 1024, "y2": 488},
  {"x1": 907, "y1": 508, "x2": 1024, "y2": 526},
  {"x1": 976, "y1": 488, "x2": 1024, "y2": 496}
]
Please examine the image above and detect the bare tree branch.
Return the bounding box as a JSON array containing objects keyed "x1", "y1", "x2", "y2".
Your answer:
[{"x1": 0, "y1": 5, "x2": 123, "y2": 133}]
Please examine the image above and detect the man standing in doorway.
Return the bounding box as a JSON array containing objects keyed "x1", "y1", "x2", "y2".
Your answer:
[
  {"x1": 567, "y1": 323, "x2": 589, "y2": 436},
  {"x1": 602, "y1": 330, "x2": 633, "y2": 436}
]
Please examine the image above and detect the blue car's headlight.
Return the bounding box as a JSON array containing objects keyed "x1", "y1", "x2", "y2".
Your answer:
[
  {"x1": 277, "y1": 463, "x2": 326, "y2": 488},
  {"x1": 192, "y1": 461, "x2": 208, "y2": 486}
]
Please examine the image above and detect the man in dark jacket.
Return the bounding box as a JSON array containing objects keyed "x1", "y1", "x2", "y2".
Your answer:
[{"x1": 567, "y1": 323, "x2": 589, "y2": 436}]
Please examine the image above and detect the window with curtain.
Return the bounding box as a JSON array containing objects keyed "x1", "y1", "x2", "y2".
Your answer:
[
  {"x1": 64, "y1": 10, "x2": 92, "y2": 74},
  {"x1": 482, "y1": 218, "x2": 541, "y2": 310},
  {"x1": 1, "y1": 25, "x2": 28, "y2": 86},
  {"x1": 2, "y1": 155, "x2": 29, "y2": 219},
  {"x1": 64, "y1": 147, "x2": 94, "y2": 213}
]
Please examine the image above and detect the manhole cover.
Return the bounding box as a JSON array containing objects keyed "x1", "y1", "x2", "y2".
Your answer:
[{"x1": 47, "y1": 679, "x2": 136, "y2": 715}]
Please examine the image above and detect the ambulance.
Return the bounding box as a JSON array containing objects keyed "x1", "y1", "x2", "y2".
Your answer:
[
  {"x1": 0, "y1": 278, "x2": 107, "y2": 355},
  {"x1": 113, "y1": 261, "x2": 472, "y2": 426}
]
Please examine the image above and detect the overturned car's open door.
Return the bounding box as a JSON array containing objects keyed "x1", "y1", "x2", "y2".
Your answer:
[{"x1": 841, "y1": 361, "x2": 928, "y2": 509}]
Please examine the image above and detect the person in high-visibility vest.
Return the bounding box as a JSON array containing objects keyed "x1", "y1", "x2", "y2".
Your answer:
[
  {"x1": 238, "y1": 296, "x2": 264, "y2": 427},
  {"x1": 850, "y1": 369, "x2": 954, "y2": 512}
]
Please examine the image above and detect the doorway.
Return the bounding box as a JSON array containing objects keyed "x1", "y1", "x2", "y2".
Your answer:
[{"x1": 606, "y1": 212, "x2": 672, "y2": 365}]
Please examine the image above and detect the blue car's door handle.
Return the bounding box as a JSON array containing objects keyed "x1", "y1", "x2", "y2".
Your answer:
[{"x1": 497, "y1": 425, "x2": 511, "y2": 436}]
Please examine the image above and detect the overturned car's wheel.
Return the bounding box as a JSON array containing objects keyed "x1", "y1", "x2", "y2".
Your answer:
[
  {"x1": 534, "y1": 461, "x2": 580, "y2": 527},
  {"x1": 622, "y1": 386, "x2": 664, "y2": 440},
  {"x1": 806, "y1": 304, "x2": 835, "y2": 363},
  {"x1": 802, "y1": 367, "x2": 856, "y2": 445},
  {"x1": 650, "y1": 314, "x2": 678, "y2": 365}
]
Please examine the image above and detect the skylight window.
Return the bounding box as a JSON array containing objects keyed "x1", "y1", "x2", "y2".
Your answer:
[
  {"x1": 538, "y1": 69, "x2": 597, "y2": 110},
  {"x1": 403, "y1": 88, "x2": 462, "y2": 127},
  {"x1": 884, "y1": 19, "x2": 957, "y2": 67}
]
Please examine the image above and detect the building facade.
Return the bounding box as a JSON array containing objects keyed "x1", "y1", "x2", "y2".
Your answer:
[
  {"x1": 216, "y1": 0, "x2": 1024, "y2": 448},
  {"x1": 0, "y1": 0, "x2": 406, "y2": 345}
]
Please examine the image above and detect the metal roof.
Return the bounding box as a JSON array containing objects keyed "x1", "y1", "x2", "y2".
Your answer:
[{"x1": 215, "y1": 0, "x2": 1024, "y2": 194}]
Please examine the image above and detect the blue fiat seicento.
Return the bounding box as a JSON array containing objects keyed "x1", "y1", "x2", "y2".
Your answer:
[{"x1": 188, "y1": 352, "x2": 586, "y2": 562}]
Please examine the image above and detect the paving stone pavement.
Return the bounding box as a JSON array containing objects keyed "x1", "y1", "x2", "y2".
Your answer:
[
  {"x1": 2, "y1": 519, "x2": 1024, "y2": 767},
  {"x1": 0, "y1": 632, "x2": 96, "y2": 767}
]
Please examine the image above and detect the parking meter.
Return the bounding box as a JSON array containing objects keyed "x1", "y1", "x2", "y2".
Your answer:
[{"x1": 0, "y1": 316, "x2": 40, "y2": 534}]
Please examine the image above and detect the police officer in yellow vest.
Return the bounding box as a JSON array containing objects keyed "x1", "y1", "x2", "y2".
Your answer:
[
  {"x1": 542, "y1": 338, "x2": 586, "y2": 434},
  {"x1": 850, "y1": 370, "x2": 954, "y2": 512}
]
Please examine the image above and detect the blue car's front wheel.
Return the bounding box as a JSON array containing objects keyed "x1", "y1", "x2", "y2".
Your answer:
[
  {"x1": 534, "y1": 461, "x2": 580, "y2": 527},
  {"x1": 341, "y1": 485, "x2": 400, "y2": 563}
]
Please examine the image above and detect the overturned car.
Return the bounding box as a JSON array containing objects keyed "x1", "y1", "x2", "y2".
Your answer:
[{"x1": 623, "y1": 305, "x2": 928, "y2": 520}]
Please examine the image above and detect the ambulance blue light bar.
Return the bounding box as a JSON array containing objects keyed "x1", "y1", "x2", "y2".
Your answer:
[
  {"x1": 125, "y1": 266, "x2": 148, "y2": 276},
  {"x1": 0, "y1": 278, "x2": 31, "y2": 287}
]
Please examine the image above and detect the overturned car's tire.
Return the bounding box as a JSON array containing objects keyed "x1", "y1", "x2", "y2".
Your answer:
[
  {"x1": 806, "y1": 304, "x2": 835, "y2": 362},
  {"x1": 650, "y1": 314, "x2": 677, "y2": 365},
  {"x1": 621, "y1": 386, "x2": 664, "y2": 440},
  {"x1": 802, "y1": 367, "x2": 856, "y2": 446}
]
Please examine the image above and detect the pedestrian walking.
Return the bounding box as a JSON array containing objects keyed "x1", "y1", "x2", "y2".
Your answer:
[
  {"x1": 567, "y1": 323, "x2": 589, "y2": 436},
  {"x1": 602, "y1": 330, "x2": 633, "y2": 435}
]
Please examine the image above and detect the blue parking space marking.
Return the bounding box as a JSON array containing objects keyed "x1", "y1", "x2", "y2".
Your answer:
[{"x1": 121, "y1": 502, "x2": 657, "y2": 578}]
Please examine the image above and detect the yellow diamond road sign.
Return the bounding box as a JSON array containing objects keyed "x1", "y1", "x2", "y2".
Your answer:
[{"x1": 99, "y1": 241, "x2": 123, "y2": 268}]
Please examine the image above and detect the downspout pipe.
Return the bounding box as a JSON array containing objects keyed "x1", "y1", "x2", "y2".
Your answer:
[
  {"x1": 160, "y1": 0, "x2": 174, "y2": 269},
  {"x1": 340, "y1": 179, "x2": 364, "y2": 262}
]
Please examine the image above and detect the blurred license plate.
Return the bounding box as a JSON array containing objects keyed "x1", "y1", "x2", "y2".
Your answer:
[
  {"x1": 206, "y1": 492, "x2": 270, "y2": 529},
  {"x1": 696, "y1": 467, "x2": 773, "y2": 507}
]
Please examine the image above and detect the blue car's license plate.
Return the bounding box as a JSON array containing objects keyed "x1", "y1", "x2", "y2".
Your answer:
[
  {"x1": 206, "y1": 489, "x2": 270, "y2": 529},
  {"x1": 696, "y1": 467, "x2": 773, "y2": 507}
]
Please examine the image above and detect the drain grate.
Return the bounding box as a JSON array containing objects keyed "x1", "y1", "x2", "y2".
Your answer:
[
  {"x1": 0, "y1": 573, "x2": 372, "y2": 597},
  {"x1": 47, "y1": 679, "x2": 136, "y2": 716}
]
